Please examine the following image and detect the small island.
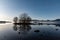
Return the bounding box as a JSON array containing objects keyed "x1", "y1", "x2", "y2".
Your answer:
[
  {"x1": 13, "y1": 13, "x2": 32, "y2": 25},
  {"x1": 13, "y1": 13, "x2": 60, "y2": 25}
]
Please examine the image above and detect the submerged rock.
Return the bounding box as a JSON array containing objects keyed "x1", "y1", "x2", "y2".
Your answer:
[
  {"x1": 34, "y1": 30, "x2": 40, "y2": 32},
  {"x1": 56, "y1": 29, "x2": 59, "y2": 31}
]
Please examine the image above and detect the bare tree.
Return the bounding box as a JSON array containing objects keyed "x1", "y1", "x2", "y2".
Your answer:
[
  {"x1": 19, "y1": 13, "x2": 31, "y2": 23},
  {"x1": 13, "y1": 13, "x2": 31, "y2": 23},
  {"x1": 13, "y1": 17, "x2": 18, "y2": 23}
]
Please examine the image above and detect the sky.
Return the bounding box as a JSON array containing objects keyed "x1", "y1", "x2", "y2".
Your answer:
[{"x1": 0, "y1": 0, "x2": 60, "y2": 21}]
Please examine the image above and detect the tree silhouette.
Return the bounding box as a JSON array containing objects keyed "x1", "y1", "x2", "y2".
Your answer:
[
  {"x1": 13, "y1": 13, "x2": 31, "y2": 23},
  {"x1": 13, "y1": 17, "x2": 18, "y2": 23},
  {"x1": 19, "y1": 13, "x2": 31, "y2": 23}
]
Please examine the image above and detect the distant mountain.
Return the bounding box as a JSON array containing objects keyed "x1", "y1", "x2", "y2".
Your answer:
[
  {"x1": 0, "y1": 21, "x2": 11, "y2": 23},
  {"x1": 54, "y1": 19, "x2": 60, "y2": 21}
]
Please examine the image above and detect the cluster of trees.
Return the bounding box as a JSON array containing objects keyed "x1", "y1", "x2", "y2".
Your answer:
[{"x1": 13, "y1": 13, "x2": 32, "y2": 23}]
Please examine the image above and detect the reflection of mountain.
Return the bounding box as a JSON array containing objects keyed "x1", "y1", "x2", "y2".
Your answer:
[{"x1": 13, "y1": 24, "x2": 31, "y2": 34}]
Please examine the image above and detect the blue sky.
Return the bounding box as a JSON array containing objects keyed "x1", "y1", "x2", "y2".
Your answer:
[{"x1": 0, "y1": 0, "x2": 60, "y2": 21}]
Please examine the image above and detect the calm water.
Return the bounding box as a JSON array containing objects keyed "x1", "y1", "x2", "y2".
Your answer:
[{"x1": 0, "y1": 23, "x2": 60, "y2": 40}]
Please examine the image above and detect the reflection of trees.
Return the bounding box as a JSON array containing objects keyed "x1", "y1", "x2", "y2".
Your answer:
[
  {"x1": 19, "y1": 25, "x2": 31, "y2": 31},
  {"x1": 13, "y1": 24, "x2": 31, "y2": 34},
  {"x1": 55, "y1": 24, "x2": 60, "y2": 27},
  {"x1": 13, "y1": 24, "x2": 17, "y2": 31},
  {"x1": 13, "y1": 24, "x2": 31, "y2": 40}
]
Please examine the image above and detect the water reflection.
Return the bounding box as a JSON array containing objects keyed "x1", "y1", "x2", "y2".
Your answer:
[
  {"x1": 13, "y1": 24, "x2": 60, "y2": 34},
  {"x1": 1, "y1": 23, "x2": 60, "y2": 40},
  {"x1": 13, "y1": 24, "x2": 31, "y2": 35},
  {"x1": 55, "y1": 24, "x2": 60, "y2": 27}
]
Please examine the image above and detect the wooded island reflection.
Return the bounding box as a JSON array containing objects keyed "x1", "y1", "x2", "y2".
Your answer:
[{"x1": 13, "y1": 24, "x2": 31, "y2": 34}]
